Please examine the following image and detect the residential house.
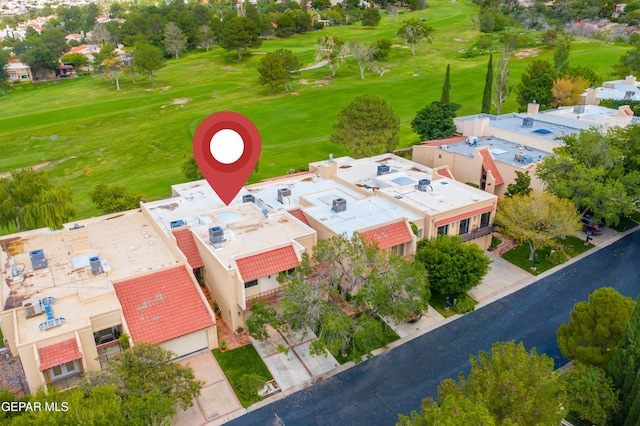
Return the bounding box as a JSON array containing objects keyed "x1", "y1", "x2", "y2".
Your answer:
[{"x1": 5, "y1": 59, "x2": 32, "y2": 82}]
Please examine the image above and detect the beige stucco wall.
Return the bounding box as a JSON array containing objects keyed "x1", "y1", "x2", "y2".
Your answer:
[{"x1": 160, "y1": 329, "x2": 209, "y2": 358}]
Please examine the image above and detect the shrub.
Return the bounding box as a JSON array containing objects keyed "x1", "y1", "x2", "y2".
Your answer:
[
  {"x1": 373, "y1": 38, "x2": 392, "y2": 61},
  {"x1": 220, "y1": 339, "x2": 228, "y2": 350},
  {"x1": 452, "y1": 294, "x2": 476, "y2": 314},
  {"x1": 237, "y1": 373, "x2": 267, "y2": 405},
  {"x1": 488, "y1": 235, "x2": 502, "y2": 251},
  {"x1": 547, "y1": 247, "x2": 568, "y2": 265}
]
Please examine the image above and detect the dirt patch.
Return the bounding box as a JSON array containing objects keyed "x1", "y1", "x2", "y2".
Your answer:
[
  {"x1": 172, "y1": 98, "x2": 190, "y2": 105},
  {"x1": 453, "y1": 38, "x2": 467, "y2": 42},
  {"x1": 515, "y1": 48, "x2": 540, "y2": 59},
  {"x1": 299, "y1": 79, "x2": 310, "y2": 85},
  {"x1": 391, "y1": 44, "x2": 410, "y2": 49},
  {"x1": 290, "y1": 92, "x2": 299, "y2": 96},
  {"x1": 189, "y1": 65, "x2": 205, "y2": 71},
  {"x1": 250, "y1": 51, "x2": 267, "y2": 55},
  {"x1": 221, "y1": 66, "x2": 235, "y2": 71},
  {"x1": 0, "y1": 157, "x2": 76, "y2": 179}
]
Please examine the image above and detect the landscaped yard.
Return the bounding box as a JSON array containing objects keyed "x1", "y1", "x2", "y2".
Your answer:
[
  {"x1": 502, "y1": 236, "x2": 594, "y2": 276},
  {"x1": 429, "y1": 291, "x2": 478, "y2": 318},
  {"x1": 0, "y1": 0, "x2": 630, "y2": 234},
  {"x1": 336, "y1": 316, "x2": 400, "y2": 365},
  {"x1": 212, "y1": 345, "x2": 273, "y2": 407}
]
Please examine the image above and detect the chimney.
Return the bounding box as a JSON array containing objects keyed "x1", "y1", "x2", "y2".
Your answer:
[
  {"x1": 317, "y1": 159, "x2": 337, "y2": 180},
  {"x1": 585, "y1": 88, "x2": 599, "y2": 105},
  {"x1": 625, "y1": 75, "x2": 637, "y2": 86},
  {"x1": 527, "y1": 101, "x2": 540, "y2": 114},
  {"x1": 618, "y1": 105, "x2": 633, "y2": 117}
]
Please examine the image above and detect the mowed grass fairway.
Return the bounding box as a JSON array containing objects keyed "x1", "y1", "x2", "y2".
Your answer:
[{"x1": 0, "y1": 0, "x2": 630, "y2": 222}]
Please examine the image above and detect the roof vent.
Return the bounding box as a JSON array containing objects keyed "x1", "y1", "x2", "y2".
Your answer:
[
  {"x1": 624, "y1": 91, "x2": 635, "y2": 100},
  {"x1": 332, "y1": 198, "x2": 347, "y2": 213},
  {"x1": 418, "y1": 179, "x2": 432, "y2": 192},
  {"x1": 209, "y1": 226, "x2": 225, "y2": 244},
  {"x1": 514, "y1": 152, "x2": 532, "y2": 164},
  {"x1": 277, "y1": 188, "x2": 292, "y2": 204},
  {"x1": 573, "y1": 105, "x2": 586, "y2": 114},
  {"x1": 68, "y1": 223, "x2": 84, "y2": 231},
  {"x1": 522, "y1": 117, "x2": 533, "y2": 128},
  {"x1": 170, "y1": 219, "x2": 187, "y2": 228},
  {"x1": 22, "y1": 299, "x2": 43, "y2": 318},
  {"x1": 29, "y1": 249, "x2": 47, "y2": 270},
  {"x1": 377, "y1": 164, "x2": 390, "y2": 175},
  {"x1": 242, "y1": 194, "x2": 255, "y2": 203},
  {"x1": 90, "y1": 256, "x2": 103, "y2": 275}
]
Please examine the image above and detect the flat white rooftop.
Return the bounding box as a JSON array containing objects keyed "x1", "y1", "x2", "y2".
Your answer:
[{"x1": 441, "y1": 136, "x2": 551, "y2": 168}]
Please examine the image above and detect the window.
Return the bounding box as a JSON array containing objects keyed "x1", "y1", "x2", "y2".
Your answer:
[
  {"x1": 417, "y1": 229, "x2": 423, "y2": 239},
  {"x1": 244, "y1": 279, "x2": 258, "y2": 289},
  {"x1": 392, "y1": 244, "x2": 405, "y2": 256},
  {"x1": 437, "y1": 225, "x2": 448, "y2": 236},
  {"x1": 50, "y1": 360, "x2": 78, "y2": 379},
  {"x1": 480, "y1": 212, "x2": 490, "y2": 228},
  {"x1": 459, "y1": 218, "x2": 470, "y2": 235}
]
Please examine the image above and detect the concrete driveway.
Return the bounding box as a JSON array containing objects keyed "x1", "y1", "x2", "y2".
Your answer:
[{"x1": 174, "y1": 350, "x2": 245, "y2": 426}]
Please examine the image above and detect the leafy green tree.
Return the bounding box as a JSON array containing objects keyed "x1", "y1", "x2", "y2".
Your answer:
[
  {"x1": 399, "y1": 341, "x2": 564, "y2": 425},
  {"x1": 182, "y1": 155, "x2": 204, "y2": 180},
  {"x1": 132, "y1": 43, "x2": 165, "y2": 86},
  {"x1": 102, "y1": 56, "x2": 123, "y2": 90},
  {"x1": 408, "y1": 0, "x2": 427, "y2": 11},
  {"x1": 220, "y1": 17, "x2": 261, "y2": 60},
  {"x1": 561, "y1": 362, "x2": 620, "y2": 426},
  {"x1": 481, "y1": 53, "x2": 493, "y2": 114},
  {"x1": 331, "y1": 95, "x2": 400, "y2": 157},
  {"x1": 164, "y1": 21, "x2": 188, "y2": 59},
  {"x1": 316, "y1": 34, "x2": 348, "y2": 76},
  {"x1": 558, "y1": 287, "x2": 636, "y2": 370},
  {"x1": 275, "y1": 13, "x2": 296, "y2": 38},
  {"x1": 612, "y1": 43, "x2": 640, "y2": 78},
  {"x1": 396, "y1": 19, "x2": 434, "y2": 55},
  {"x1": 289, "y1": 9, "x2": 313, "y2": 33},
  {"x1": 537, "y1": 127, "x2": 640, "y2": 226},
  {"x1": 0, "y1": 168, "x2": 74, "y2": 232},
  {"x1": 415, "y1": 235, "x2": 491, "y2": 295},
  {"x1": 258, "y1": 49, "x2": 301, "y2": 94},
  {"x1": 495, "y1": 191, "x2": 581, "y2": 260},
  {"x1": 40, "y1": 27, "x2": 69, "y2": 56},
  {"x1": 373, "y1": 38, "x2": 392, "y2": 61},
  {"x1": 83, "y1": 342, "x2": 203, "y2": 425},
  {"x1": 361, "y1": 8, "x2": 381, "y2": 28},
  {"x1": 411, "y1": 100, "x2": 460, "y2": 141},
  {"x1": 554, "y1": 35, "x2": 571, "y2": 73},
  {"x1": 90, "y1": 183, "x2": 142, "y2": 214},
  {"x1": 440, "y1": 64, "x2": 451, "y2": 104},
  {"x1": 349, "y1": 40, "x2": 376, "y2": 80},
  {"x1": 61, "y1": 52, "x2": 88, "y2": 69},
  {"x1": 0, "y1": 50, "x2": 9, "y2": 82},
  {"x1": 504, "y1": 170, "x2": 532, "y2": 198},
  {"x1": 19, "y1": 42, "x2": 59, "y2": 80},
  {"x1": 516, "y1": 59, "x2": 556, "y2": 109}
]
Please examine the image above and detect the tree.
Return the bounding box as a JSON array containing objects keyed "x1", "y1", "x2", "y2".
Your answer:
[
  {"x1": 83, "y1": 342, "x2": 203, "y2": 425},
  {"x1": 199, "y1": 24, "x2": 216, "y2": 52},
  {"x1": 613, "y1": 43, "x2": 640, "y2": 78},
  {"x1": 19, "y1": 43, "x2": 59, "y2": 80},
  {"x1": 440, "y1": 64, "x2": 451, "y2": 104},
  {"x1": 258, "y1": 49, "x2": 301, "y2": 94},
  {"x1": 537, "y1": 127, "x2": 640, "y2": 226},
  {"x1": 492, "y1": 47, "x2": 512, "y2": 115},
  {"x1": 399, "y1": 341, "x2": 565, "y2": 425},
  {"x1": 182, "y1": 155, "x2": 204, "y2": 180},
  {"x1": 414, "y1": 235, "x2": 491, "y2": 296},
  {"x1": 0, "y1": 50, "x2": 9, "y2": 82},
  {"x1": 164, "y1": 21, "x2": 187, "y2": 59},
  {"x1": 0, "y1": 168, "x2": 74, "y2": 232},
  {"x1": 349, "y1": 40, "x2": 375, "y2": 80},
  {"x1": 220, "y1": 17, "x2": 261, "y2": 60},
  {"x1": 331, "y1": 95, "x2": 400, "y2": 157},
  {"x1": 132, "y1": 43, "x2": 165, "y2": 86},
  {"x1": 275, "y1": 13, "x2": 296, "y2": 38},
  {"x1": 102, "y1": 56, "x2": 123, "y2": 90},
  {"x1": 551, "y1": 76, "x2": 589, "y2": 107},
  {"x1": 558, "y1": 287, "x2": 636, "y2": 370},
  {"x1": 61, "y1": 52, "x2": 88, "y2": 69},
  {"x1": 516, "y1": 59, "x2": 556, "y2": 109},
  {"x1": 90, "y1": 183, "x2": 142, "y2": 214},
  {"x1": 561, "y1": 362, "x2": 620, "y2": 426},
  {"x1": 40, "y1": 27, "x2": 69, "y2": 56},
  {"x1": 411, "y1": 101, "x2": 460, "y2": 141},
  {"x1": 396, "y1": 19, "x2": 434, "y2": 55},
  {"x1": 481, "y1": 53, "x2": 493, "y2": 114},
  {"x1": 361, "y1": 8, "x2": 381, "y2": 28},
  {"x1": 316, "y1": 34, "x2": 348, "y2": 77},
  {"x1": 504, "y1": 170, "x2": 532, "y2": 198},
  {"x1": 554, "y1": 35, "x2": 571, "y2": 73},
  {"x1": 495, "y1": 191, "x2": 581, "y2": 260}
]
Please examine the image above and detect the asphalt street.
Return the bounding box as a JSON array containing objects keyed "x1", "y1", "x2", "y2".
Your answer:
[{"x1": 229, "y1": 230, "x2": 640, "y2": 426}]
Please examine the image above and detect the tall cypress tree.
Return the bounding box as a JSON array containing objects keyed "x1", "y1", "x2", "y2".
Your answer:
[
  {"x1": 441, "y1": 64, "x2": 450, "y2": 104},
  {"x1": 481, "y1": 53, "x2": 493, "y2": 113}
]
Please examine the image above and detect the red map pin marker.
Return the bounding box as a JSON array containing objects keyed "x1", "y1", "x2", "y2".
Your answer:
[{"x1": 193, "y1": 112, "x2": 262, "y2": 206}]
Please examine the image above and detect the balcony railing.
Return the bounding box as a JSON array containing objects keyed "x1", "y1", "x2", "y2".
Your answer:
[
  {"x1": 97, "y1": 340, "x2": 122, "y2": 368},
  {"x1": 462, "y1": 225, "x2": 495, "y2": 242},
  {"x1": 49, "y1": 373, "x2": 82, "y2": 391},
  {"x1": 245, "y1": 288, "x2": 281, "y2": 310}
]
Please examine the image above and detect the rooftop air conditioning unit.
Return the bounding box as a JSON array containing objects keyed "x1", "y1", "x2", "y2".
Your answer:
[
  {"x1": 209, "y1": 226, "x2": 225, "y2": 244},
  {"x1": 22, "y1": 299, "x2": 43, "y2": 318},
  {"x1": 522, "y1": 117, "x2": 534, "y2": 128},
  {"x1": 377, "y1": 164, "x2": 390, "y2": 175},
  {"x1": 169, "y1": 219, "x2": 187, "y2": 228},
  {"x1": 573, "y1": 105, "x2": 586, "y2": 114},
  {"x1": 514, "y1": 152, "x2": 525, "y2": 162},
  {"x1": 90, "y1": 256, "x2": 103, "y2": 275},
  {"x1": 277, "y1": 188, "x2": 291, "y2": 204},
  {"x1": 242, "y1": 194, "x2": 255, "y2": 203},
  {"x1": 418, "y1": 179, "x2": 432, "y2": 191},
  {"x1": 332, "y1": 198, "x2": 347, "y2": 213},
  {"x1": 29, "y1": 249, "x2": 47, "y2": 270}
]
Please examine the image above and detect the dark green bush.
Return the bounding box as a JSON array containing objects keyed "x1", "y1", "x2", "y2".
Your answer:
[
  {"x1": 237, "y1": 373, "x2": 267, "y2": 405},
  {"x1": 452, "y1": 294, "x2": 476, "y2": 314}
]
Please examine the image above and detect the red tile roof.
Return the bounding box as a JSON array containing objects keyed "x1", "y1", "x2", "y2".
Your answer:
[
  {"x1": 478, "y1": 148, "x2": 504, "y2": 186},
  {"x1": 173, "y1": 228, "x2": 204, "y2": 269},
  {"x1": 421, "y1": 136, "x2": 467, "y2": 146},
  {"x1": 114, "y1": 267, "x2": 214, "y2": 345},
  {"x1": 236, "y1": 246, "x2": 300, "y2": 282},
  {"x1": 437, "y1": 168, "x2": 453, "y2": 179},
  {"x1": 288, "y1": 209, "x2": 311, "y2": 227},
  {"x1": 435, "y1": 205, "x2": 495, "y2": 227},
  {"x1": 360, "y1": 222, "x2": 413, "y2": 250},
  {"x1": 38, "y1": 339, "x2": 82, "y2": 371}
]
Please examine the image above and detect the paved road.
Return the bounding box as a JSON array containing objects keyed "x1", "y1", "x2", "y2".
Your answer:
[{"x1": 230, "y1": 231, "x2": 640, "y2": 426}]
